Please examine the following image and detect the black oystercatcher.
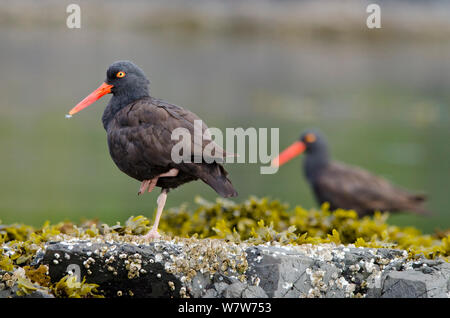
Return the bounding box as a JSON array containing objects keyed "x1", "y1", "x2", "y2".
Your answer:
[
  {"x1": 272, "y1": 129, "x2": 430, "y2": 216},
  {"x1": 67, "y1": 60, "x2": 237, "y2": 239}
]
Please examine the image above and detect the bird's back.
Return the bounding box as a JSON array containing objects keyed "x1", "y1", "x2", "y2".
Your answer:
[{"x1": 311, "y1": 161, "x2": 429, "y2": 216}]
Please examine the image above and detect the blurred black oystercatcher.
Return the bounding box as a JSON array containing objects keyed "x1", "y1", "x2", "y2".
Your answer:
[
  {"x1": 67, "y1": 60, "x2": 237, "y2": 239},
  {"x1": 272, "y1": 129, "x2": 430, "y2": 217}
]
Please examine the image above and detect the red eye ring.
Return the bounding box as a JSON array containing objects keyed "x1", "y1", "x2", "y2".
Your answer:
[
  {"x1": 305, "y1": 133, "x2": 316, "y2": 143},
  {"x1": 116, "y1": 71, "x2": 126, "y2": 78}
]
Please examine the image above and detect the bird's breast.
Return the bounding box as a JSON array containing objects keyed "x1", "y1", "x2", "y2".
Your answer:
[{"x1": 106, "y1": 126, "x2": 161, "y2": 182}]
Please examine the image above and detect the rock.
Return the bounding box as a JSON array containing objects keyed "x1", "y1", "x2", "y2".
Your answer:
[
  {"x1": 379, "y1": 263, "x2": 450, "y2": 298},
  {"x1": 40, "y1": 241, "x2": 183, "y2": 298},
  {"x1": 223, "y1": 282, "x2": 246, "y2": 298},
  {"x1": 0, "y1": 286, "x2": 54, "y2": 298},
  {"x1": 6, "y1": 239, "x2": 448, "y2": 298},
  {"x1": 241, "y1": 285, "x2": 268, "y2": 298},
  {"x1": 246, "y1": 246, "x2": 314, "y2": 297}
]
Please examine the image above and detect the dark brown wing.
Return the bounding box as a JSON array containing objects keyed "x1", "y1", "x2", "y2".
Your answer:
[
  {"x1": 108, "y1": 97, "x2": 237, "y2": 197},
  {"x1": 126, "y1": 97, "x2": 231, "y2": 161},
  {"x1": 314, "y1": 161, "x2": 429, "y2": 215}
]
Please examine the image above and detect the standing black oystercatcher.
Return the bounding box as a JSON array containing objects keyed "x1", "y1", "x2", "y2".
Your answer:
[
  {"x1": 272, "y1": 129, "x2": 430, "y2": 217},
  {"x1": 67, "y1": 60, "x2": 237, "y2": 239}
]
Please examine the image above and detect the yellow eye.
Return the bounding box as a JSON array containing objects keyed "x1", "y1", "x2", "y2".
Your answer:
[
  {"x1": 305, "y1": 133, "x2": 316, "y2": 143},
  {"x1": 116, "y1": 71, "x2": 126, "y2": 78}
]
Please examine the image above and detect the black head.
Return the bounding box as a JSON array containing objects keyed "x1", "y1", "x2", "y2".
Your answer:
[
  {"x1": 105, "y1": 60, "x2": 150, "y2": 98},
  {"x1": 299, "y1": 129, "x2": 330, "y2": 181},
  {"x1": 299, "y1": 129, "x2": 328, "y2": 155},
  {"x1": 67, "y1": 60, "x2": 150, "y2": 118},
  {"x1": 101, "y1": 61, "x2": 151, "y2": 129},
  {"x1": 272, "y1": 128, "x2": 330, "y2": 175}
]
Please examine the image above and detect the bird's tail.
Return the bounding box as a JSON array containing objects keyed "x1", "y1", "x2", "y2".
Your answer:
[
  {"x1": 407, "y1": 193, "x2": 432, "y2": 215},
  {"x1": 200, "y1": 164, "x2": 238, "y2": 198},
  {"x1": 411, "y1": 193, "x2": 427, "y2": 202}
]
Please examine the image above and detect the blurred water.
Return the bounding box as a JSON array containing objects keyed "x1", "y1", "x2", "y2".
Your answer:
[{"x1": 0, "y1": 28, "x2": 449, "y2": 232}]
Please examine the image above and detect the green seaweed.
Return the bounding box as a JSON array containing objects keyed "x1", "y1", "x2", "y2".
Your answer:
[
  {"x1": 52, "y1": 275, "x2": 103, "y2": 298},
  {"x1": 0, "y1": 254, "x2": 14, "y2": 272},
  {"x1": 24, "y1": 265, "x2": 51, "y2": 288}
]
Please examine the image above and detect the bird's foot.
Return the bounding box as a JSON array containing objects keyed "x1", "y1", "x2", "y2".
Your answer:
[
  {"x1": 143, "y1": 229, "x2": 161, "y2": 240},
  {"x1": 138, "y1": 180, "x2": 150, "y2": 195},
  {"x1": 137, "y1": 169, "x2": 178, "y2": 195},
  {"x1": 138, "y1": 178, "x2": 157, "y2": 195}
]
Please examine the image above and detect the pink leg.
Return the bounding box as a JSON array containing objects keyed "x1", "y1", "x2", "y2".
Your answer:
[
  {"x1": 141, "y1": 169, "x2": 179, "y2": 239},
  {"x1": 158, "y1": 168, "x2": 179, "y2": 178},
  {"x1": 143, "y1": 190, "x2": 168, "y2": 239}
]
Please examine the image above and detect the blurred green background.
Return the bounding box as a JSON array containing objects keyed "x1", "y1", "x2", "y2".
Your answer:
[{"x1": 0, "y1": 0, "x2": 449, "y2": 233}]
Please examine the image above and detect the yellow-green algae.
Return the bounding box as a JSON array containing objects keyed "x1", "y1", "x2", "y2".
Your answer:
[
  {"x1": 52, "y1": 275, "x2": 103, "y2": 298},
  {"x1": 159, "y1": 197, "x2": 449, "y2": 261},
  {"x1": 0, "y1": 196, "x2": 449, "y2": 297}
]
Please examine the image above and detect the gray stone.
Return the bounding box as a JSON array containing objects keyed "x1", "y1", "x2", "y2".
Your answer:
[
  {"x1": 223, "y1": 282, "x2": 246, "y2": 298},
  {"x1": 381, "y1": 272, "x2": 428, "y2": 298},
  {"x1": 380, "y1": 263, "x2": 450, "y2": 298},
  {"x1": 0, "y1": 287, "x2": 54, "y2": 298},
  {"x1": 202, "y1": 288, "x2": 218, "y2": 298},
  {"x1": 3, "y1": 239, "x2": 446, "y2": 298},
  {"x1": 242, "y1": 285, "x2": 268, "y2": 298},
  {"x1": 213, "y1": 282, "x2": 231, "y2": 295},
  {"x1": 189, "y1": 273, "x2": 211, "y2": 298}
]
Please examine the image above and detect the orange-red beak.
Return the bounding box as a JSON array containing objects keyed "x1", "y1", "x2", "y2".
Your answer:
[
  {"x1": 67, "y1": 82, "x2": 113, "y2": 117},
  {"x1": 271, "y1": 141, "x2": 306, "y2": 167}
]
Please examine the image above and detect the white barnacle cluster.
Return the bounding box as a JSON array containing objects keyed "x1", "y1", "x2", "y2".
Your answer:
[
  {"x1": 331, "y1": 248, "x2": 345, "y2": 261},
  {"x1": 335, "y1": 276, "x2": 356, "y2": 296},
  {"x1": 163, "y1": 237, "x2": 248, "y2": 284},
  {"x1": 349, "y1": 264, "x2": 360, "y2": 272},
  {"x1": 125, "y1": 253, "x2": 143, "y2": 279},
  {"x1": 305, "y1": 268, "x2": 328, "y2": 297},
  {"x1": 361, "y1": 258, "x2": 375, "y2": 273},
  {"x1": 292, "y1": 243, "x2": 335, "y2": 262},
  {"x1": 154, "y1": 253, "x2": 163, "y2": 263},
  {"x1": 105, "y1": 255, "x2": 115, "y2": 265},
  {"x1": 83, "y1": 257, "x2": 95, "y2": 269},
  {"x1": 118, "y1": 253, "x2": 127, "y2": 260},
  {"x1": 248, "y1": 275, "x2": 260, "y2": 287},
  {"x1": 52, "y1": 252, "x2": 62, "y2": 265},
  {"x1": 282, "y1": 281, "x2": 293, "y2": 290},
  {"x1": 179, "y1": 286, "x2": 188, "y2": 298}
]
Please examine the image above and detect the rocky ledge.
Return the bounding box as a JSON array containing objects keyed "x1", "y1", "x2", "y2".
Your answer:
[{"x1": 2, "y1": 237, "x2": 449, "y2": 298}]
